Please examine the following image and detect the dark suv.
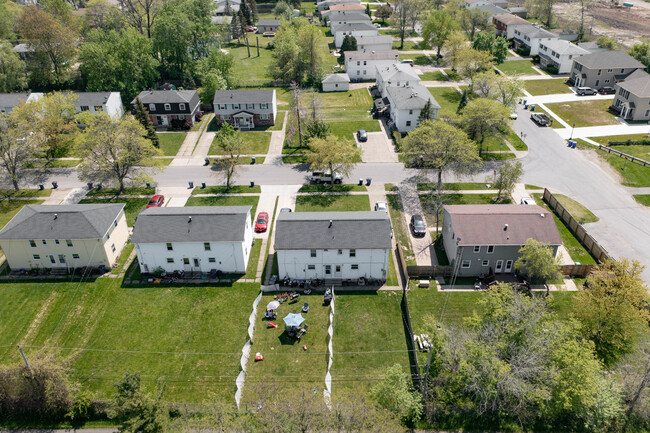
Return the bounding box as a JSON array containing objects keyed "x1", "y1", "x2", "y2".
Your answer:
[
  {"x1": 531, "y1": 113, "x2": 551, "y2": 126},
  {"x1": 598, "y1": 87, "x2": 616, "y2": 95},
  {"x1": 410, "y1": 215, "x2": 426, "y2": 237}
]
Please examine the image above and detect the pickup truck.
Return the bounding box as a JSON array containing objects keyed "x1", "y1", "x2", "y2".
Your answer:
[
  {"x1": 310, "y1": 171, "x2": 343, "y2": 184},
  {"x1": 531, "y1": 113, "x2": 551, "y2": 126}
]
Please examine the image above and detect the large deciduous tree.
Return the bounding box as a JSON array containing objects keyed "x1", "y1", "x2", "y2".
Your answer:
[
  {"x1": 444, "y1": 30, "x2": 467, "y2": 71},
  {"x1": 472, "y1": 32, "x2": 508, "y2": 64},
  {"x1": 422, "y1": 10, "x2": 458, "y2": 58},
  {"x1": 525, "y1": 0, "x2": 556, "y2": 28},
  {"x1": 213, "y1": 122, "x2": 243, "y2": 191},
  {"x1": 629, "y1": 40, "x2": 650, "y2": 72},
  {"x1": 458, "y1": 7, "x2": 490, "y2": 41},
  {"x1": 371, "y1": 364, "x2": 423, "y2": 424},
  {"x1": 306, "y1": 136, "x2": 361, "y2": 185},
  {"x1": 375, "y1": 5, "x2": 392, "y2": 24},
  {"x1": 0, "y1": 108, "x2": 39, "y2": 190},
  {"x1": 25, "y1": 92, "x2": 78, "y2": 159},
  {"x1": 110, "y1": 372, "x2": 170, "y2": 433},
  {"x1": 402, "y1": 120, "x2": 480, "y2": 190},
  {"x1": 493, "y1": 160, "x2": 523, "y2": 201},
  {"x1": 0, "y1": 42, "x2": 27, "y2": 93},
  {"x1": 514, "y1": 238, "x2": 562, "y2": 285},
  {"x1": 152, "y1": 5, "x2": 193, "y2": 79},
  {"x1": 460, "y1": 98, "x2": 509, "y2": 156},
  {"x1": 456, "y1": 47, "x2": 494, "y2": 88},
  {"x1": 75, "y1": 113, "x2": 163, "y2": 193}
]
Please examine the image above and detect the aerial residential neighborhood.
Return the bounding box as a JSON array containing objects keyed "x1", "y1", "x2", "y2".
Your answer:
[{"x1": 0, "y1": 0, "x2": 650, "y2": 430}]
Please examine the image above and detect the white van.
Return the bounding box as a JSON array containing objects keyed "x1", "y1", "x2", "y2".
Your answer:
[{"x1": 310, "y1": 171, "x2": 343, "y2": 184}]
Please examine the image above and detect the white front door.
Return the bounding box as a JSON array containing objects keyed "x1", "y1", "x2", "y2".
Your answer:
[
  {"x1": 183, "y1": 258, "x2": 192, "y2": 272},
  {"x1": 334, "y1": 265, "x2": 342, "y2": 278},
  {"x1": 324, "y1": 265, "x2": 332, "y2": 277},
  {"x1": 495, "y1": 260, "x2": 504, "y2": 273},
  {"x1": 505, "y1": 260, "x2": 513, "y2": 273}
]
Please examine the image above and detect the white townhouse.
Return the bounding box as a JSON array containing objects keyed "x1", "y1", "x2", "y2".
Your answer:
[
  {"x1": 73, "y1": 92, "x2": 124, "y2": 118},
  {"x1": 0, "y1": 204, "x2": 129, "y2": 271},
  {"x1": 376, "y1": 62, "x2": 420, "y2": 97},
  {"x1": 317, "y1": 0, "x2": 361, "y2": 13},
  {"x1": 355, "y1": 35, "x2": 393, "y2": 52},
  {"x1": 538, "y1": 39, "x2": 589, "y2": 74},
  {"x1": 274, "y1": 212, "x2": 392, "y2": 281},
  {"x1": 345, "y1": 49, "x2": 400, "y2": 80},
  {"x1": 332, "y1": 22, "x2": 378, "y2": 48},
  {"x1": 131, "y1": 206, "x2": 254, "y2": 275},
  {"x1": 513, "y1": 25, "x2": 559, "y2": 56},
  {"x1": 0, "y1": 92, "x2": 43, "y2": 113},
  {"x1": 213, "y1": 88, "x2": 277, "y2": 129},
  {"x1": 385, "y1": 83, "x2": 440, "y2": 133},
  {"x1": 493, "y1": 13, "x2": 531, "y2": 40},
  {"x1": 327, "y1": 11, "x2": 371, "y2": 28}
]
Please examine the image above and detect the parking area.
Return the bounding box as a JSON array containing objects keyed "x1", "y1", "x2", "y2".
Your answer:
[{"x1": 357, "y1": 131, "x2": 399, "y2": 163}]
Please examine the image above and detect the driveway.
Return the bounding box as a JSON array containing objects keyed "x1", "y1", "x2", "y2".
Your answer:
[
  {"x1": 358, "y1": 132, "x2": 398, "y2": 163},
  {"x1": 398, "y1": 181, "x2": 433, "y2": 266}
]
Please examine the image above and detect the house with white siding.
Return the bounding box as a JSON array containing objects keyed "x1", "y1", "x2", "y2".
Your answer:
[
  {"x1": 73, "y1": 92, "x2": 124, "y2": 118},
  {"x1": 332, "y1": 22, "x2": 378, "y2": 48},
  {"x1": 385, "y1": 83, "x2": 439, "y2": 133},
  {"x1": 322, "y1": 73, "x2": 350, "y2": 91},
  {"x1": 131, "y1": 206, "x2": 253, "y2": 275},
  {"x1": 538, "y1": 40, "x2": 589, "y2": 74},
  {"x1": 345, "y1": 49, "x2": 400, "y2": 80},
  {"x1": 0, "y1": 204, "x2": 129, "y2": 272},
  {"x1": 376, "y1": 63, "x2": 420, "y2": 97},
  {"x1": 327, "y1": 11, "x2": 371, "y2": 27},
  {"x1": 274, "y1": 212, "x2": 392, "y2": 281},
  {"x1": 513, "y1": 25, "x2": 559, "y2": 56},
  {"x1": 355, "y1": 34, "x2": 393, "y2": 52},
  {"x1": 213, "y1": 88, "x2": 277, "y2": 129}
]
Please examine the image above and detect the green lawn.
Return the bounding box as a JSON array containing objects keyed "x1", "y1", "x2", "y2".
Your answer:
[
  {"x1": 596, "y1": 147, "x2": 650, "y2": 187},
  {"x1": 427, "y1": 86, "x2": 461, "y2": 118},
  {"x1": 419, "y1": 71, "x2": 448, "y2": 81},
  {"x1": 525, "y1": 184, "x2": 544, "y2": 190},
  {"x1": 633, "y1": 195, "x2": 650, "y2": 206},
  {"x1": 314, "y1": 89, "x2": 379, "y2": 139},
  {"x1": 209, "y1": 131, "x2": 272, "y2": 155},
  {"x1": 386, "y1": 250, "x2": 398, "y2": 286},
  {"x1": 545, "y1": 99, "x2": 618, "y2": 127},
  {"x1": 387, "y1": 194, "x2": 415, "y2": 266},
  {"x1": 392, "y1": 40, "x2": 420, "y2": 50},
  {"x1": 497, "y1": 60, "x2": 539, "y2": 76},
  {"x1": 295, "y1": 195, "x2": 370, "y2": 212},
  {"x1": 157, "y1": 132, "x2": 187, "y2": 156},
  {"x1": 399, "y1": 54, "x2": 431, "y2": 65},
  {"x1": 589, "y1": 134, "x2": 650, "y2": 145},
  {"x1": 185, "y1": 195, "x2": 260, "y2": 218},
  {"x1": 524, "y1": 79, "x2": 572, "y2": 96},
  {"x1": 282, "y1": 155, "x2": 309, "y2": 164},
  {"x1": 408, "y1": 287, "x2": 484, "y2": 331},
  {"x1": 0, "y1": 189, "x2": 51, "y2": 198},
  {"x1": 0, "y1": 280, "x2": 259, "y2": 402},
  {"x1": 501, "y1": 125, "x2": 528, "y2": 151},
  {"x1": 332, "y1": 291, "x2": 410, "y2": 395},
  {"x1": 253, "y1": 111, "x2": 286, "y2": 131},
  {"x1": 191, "y1": 185, "x2": 261, "y2": 194},
  {"x1": 212, "y1": 156, "x2": 266, "y2": 165},
  {"x1": 242, "y1": 292, "x2": 330, "y2": 402},
  {"x1": 244, "y1": 239, "x2": 263, "y2": 279},
  {"x1": 552, "y1": 194, "x2": 599, "y2": 224},
  {"x1": 442, "y1": 69, "x2": 461, "y2": 81},
  {"x1": 330, "y1": 120, "x2": 381, "y2": 141},
  {"x1": 225, "y1": 42, "x2": 276, "y2": 87},
  {"x1": 111, "y1": 243, "x2": 134, "y2": 275},
  {"x1": 481, "y1": 152, "x2": 516, "y2": 161},
  {"x1": 86, "y1": 187, "x2": 155, "y2": 197},
  {"x1": 417, "y1": 183, "x2": 494, "y2": 191},
  {"x1": 0, "y1": 200, "x2": 44, "y2": 229},
  {"x1": 298, "y1": 184, "x2": 367, "y2": 193},
  {"x1": 78, "y1": 198, "x2": 149, "y2": 226},
  {"x1": 25, "y1": 159, "x2": 81, "y2": 168}
]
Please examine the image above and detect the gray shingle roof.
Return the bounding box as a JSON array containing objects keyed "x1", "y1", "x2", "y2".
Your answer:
[
  {"x1": 346, "y1": 49, "x2": 399, "y2": 61},
  {"x1": 73, "y1": 92, "x2": 115, "y2": 106},
  {"x1": 131, "y1": 206, "x2": 251, "y2": 243},
  {"x1": 328, "y1": 11, "x2": 371, "y2": 21},
  {"x1": 331, "y1": 22, "x2": 377, "y2": 33},
  {"x1": 258, "y1": 19, "x2": 280, "y2": 26},
  {"x1": 493, "y1": 13, "x2": 529, "y2": 25},
  {"x1": 133, "y1": 90, "x2": 200, "y2": 107},
  {"x1": 0, "y1": 204, "x2": 125, "y2": 240},
  {"x1": 0, "y1": 93, "x2": 32, "y2": 110},
  {"x1": 213, "y1": 88, "x2": 275, "y2": 106},
  {"x1": 444, "y1": 204, "x2": 562, "y2": 246},
  {"x1": 617, "y1": 69, "x2": 650, "y2": 97},
  {"x1": 516, "y1": 25, "x2": 557, "y2": 39},
  {"x1": 377, "y1": 62, "x2": 420, "y2": 83},
  {"x1": 539, "y1": 39, "x2": 589, "y2": 56},
  {"x1": 386, "y1": 83, "x2": 440, "y2": 110},
  {"x1": 322, "y1": 73, "x2": 350, "y2": 83},
  {"x1": 476, "y1": 3, "x2": 509, "y2": 16},
  {"x1": 275, "y1": 212, "x2": 392, "y2": 250},
  {"x1": 574, "y1": 50, "x2": 645, "y2": 69},
  {"x1": 354, "y1": 35, "x2": 393, "y2": 46}
]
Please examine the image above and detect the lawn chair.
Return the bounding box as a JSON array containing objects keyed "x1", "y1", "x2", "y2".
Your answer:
[
  {"x1": 302, "y1": 303, "x2": 309, "y2": 313},
  {"x1": 296, "y1": 324, "x2": 308, "y2": 340}
]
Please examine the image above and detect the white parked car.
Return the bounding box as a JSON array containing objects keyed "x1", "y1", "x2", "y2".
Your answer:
[
  {"x1": 374, "y1": 201, "x2": 388, "y2": 212},
  {"x1": 510, "y1": 112, "x2": 518, "y2": 120},
  {"x1": 520, "y1": 196, "x2": 534, "y2": 205}
]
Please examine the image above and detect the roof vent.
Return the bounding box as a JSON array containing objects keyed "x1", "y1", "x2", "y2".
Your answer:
[
  {"x1": 53, "y1": 214, "x2": 58, "y2": 220},
  {"x1": 328, "y1": 220, "x2": 333, "y2": 228},
  {"x1": 188, "y1": 216, "x2": 192, "y2": 223},
  {"x1": 540, "y1": 213, "x2": 545, "y2": 218},
  {"x1": 504, "y1": 223, "x2": 508, "y2": 231},
  {"x1": 371, "y1": 50, "x2": 375, "y2": 54}
]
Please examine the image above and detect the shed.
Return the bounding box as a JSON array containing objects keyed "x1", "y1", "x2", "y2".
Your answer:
[{"x1": 322, "y1": 73, "x2": 351, "y2": 92}]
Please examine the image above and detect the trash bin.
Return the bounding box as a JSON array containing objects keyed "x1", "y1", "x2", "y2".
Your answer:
[
  {"x1": 145, "y1": 182, "x2": 151, "y2": 188},
  {"x1": 251, "y1": 156, "x2": 256, "y2": 164},
  {"x1": 204, "y1": 157, "x2": 210, "y2": 166},
  {"x1": 359, "y1": 178, "x2": 363, "y2": 186},
  {"x1": 188, "y1": 181, "x2": 194, "y2": 188},
  {"x1": 38, "y1": 183, "x2": 44, "y2": 190},
  {"x1": 250, "y1": 180, "x2": 255, "y2": 187},
  {"x1": 530, "y1": 105, "x2": 536, "y2": 111},
  {"x1": 52, "y1": 181, "x2": 58, "y2": 189},
  {"x1": 571, "y1": 141, "x2": 577, "y2": 149},
  {"x1": 366, "y1": 178, "x2": 371, "y2": 186},
  {"x1": 97, "y1": 183, "x2": 102, "y2": 190},
  {"x1": 201, "y1": 182, "x2": 206, "y2": 188},
  {"x1": 523, "y1": 99, "x2": 527, "y2": 106},
  {"x1": 87, "y1": 182, "x2": 93, "y2": 189}
]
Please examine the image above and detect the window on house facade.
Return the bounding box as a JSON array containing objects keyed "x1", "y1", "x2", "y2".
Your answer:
[
  {"x1": 310, "y1": 249, "x2": 316, "y2": 257},
  {"x1": 597, "y1": 69, "x2": 601, "y2": 75},
  {"x1": 646, "y1": 110, "x2": 650, "y2": 117},
  {"x1": 406, "y1": 121, "x2": 411, "y2": 127},
  {"x1": 363, "y1": 60, "x2": 367, "y2": 65},
  {"x1": 167, "y1": 243, "x2": 173, "y2": 251},
  {"x1": 33, "y1": 254, "x2": 40, "y2": 260},
  {"x1": 325, "y1": 265, "x2": 331, "y2": 274},
  {"x1": 42, "y1": 240, "x2": 47, "y2": 245},
  {"x1": 183, "y1": 258, "x2": 190, "y2": 265},
  {"x1": 29, "y1": 240, "x2": 36, "y2": 247},
  {"x1": 487, "y1": 245, "x2": 495, "y2": 253},
  {"x1": 164, "y1": 103, "x2": 171, "y2": 111},
  {"x1": 605, "y1": 79, "x2": 610, "y2": 83},
  {"x1": 261, "y1": 103, "x2": 269, "y2": 109},
  {"x1": 94, "y1": 106, "x2": 103, "y2": 111},
  {"x1": 409, "y1": 109, "x2": 413, "y2": 115},
  {"x1": 482, "y1": 260, "x2": 489, "y2": 267},
  {"x1": 260, "y1": 114, "x2": 270, "y2": 120},
  {"x1": 232, "y1": 104, "x2": 240, "y2": 109},
  {"x1": 474, "y1": 246, "x2": 480, "y2": 253},
  {"x1": 349, "y1": 249, "x2": 356, "y2": 257},
  {"x1": 55, "y1": 240, "x2": 60, "y2": 244},
  {"x1": 351, "y1": 264, "x2": 359, "y2": 270},
  {"x1": 338, "y1": 249, "x2": 342, "y2": 255},
  {"x1": 607, "y1": 68, "x2": 613, "y2": 73},
  {"x1": 363, "y1": 70, "x2": 366, "y2": 75},
  {"x1": 179, "y1": 103, "x2": 186, "y2": 111},
  {"x1": 308, "y1": 265, "x2": 316, "y2": 270},
  {"x1": 461, "y1": 260, "x2": 471, "y2": 268},
  {"x1": 167, "y1": 258, "x2": 174, "y2": 263},
  {"x1": 357, "y1": 70, "x2": 361, "y2": 75},
  {"x1": 357, "y1": 61, "x2": 360, "y2": 65},
  {"x1": 209, "y1": 257, "x2": 216, "y2": 263},
  {"x1": 66, "y1": 240, "x2": 73, "y2": 247},
  {"x1": 72, "y1": 253, "x2": 80, "y2": 259},
  {"x1": 149, "y1": 104, "x2": 156, "y2": 111},
  {"x1": 204, "y1": 242, "x2": 211, "y2": 251},
  {"x1": 111, "y1": 244, "x2": 116, "y2": 252},
  {"x1": 80, "y1": 105, "x2": 90, "y2": 111}
]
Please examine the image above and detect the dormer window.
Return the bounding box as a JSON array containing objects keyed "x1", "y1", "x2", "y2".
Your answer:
[
  {"x1": 164, "y1": 103, "x2": 171, "y2": 111},
  {"x1": 179, "y1": 103, "x2": 186, "y2": 110},
  {"x1": 149, "y1": 104, "x2": 156, "y2": 111}
]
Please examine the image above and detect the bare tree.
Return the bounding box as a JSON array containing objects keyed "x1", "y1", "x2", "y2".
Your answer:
[
  {"x1": 118, "y1": 0, "x2": 162, "y2": 38},
  {"x1": 286, "y1": 81, "x2": 305, "y2": 148},
  {"x1": 0, "y1": 109, "x2": 38, "y2": 190}
]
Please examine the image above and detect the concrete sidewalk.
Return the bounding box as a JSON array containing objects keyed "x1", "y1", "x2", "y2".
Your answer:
[
  {"x1": 263, "y1": 110, "x2": 288, "y2": 166},
  {"x1": 524, "y1": 93, "x2": 614, "y2": 104},
  {"x1": 555, "y1": 122, "x2": 650, "y2": 139}
]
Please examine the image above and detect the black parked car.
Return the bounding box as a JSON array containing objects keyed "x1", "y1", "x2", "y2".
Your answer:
[
  {"x1": 410, "y1": 215, "x2": 426, "y2": 237},
  {"x1": 598, "y1": 87, "x2": 616, "y2": 95}
]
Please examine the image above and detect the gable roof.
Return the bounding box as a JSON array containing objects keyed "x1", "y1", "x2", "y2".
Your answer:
[
  {"x1": 617, "y1": 69, "x2": 650, "y2": 97},
  {"x1": 213, "y1": 88, "x2": 275, "y2": 105},
  {"x1": 476, "y1": 3, "x2": 509, "y2": 15},
  {"x1": 131, "y1": 206, "x2": 251, "y2": 243},
  {"x1": 0, "y1": 204, "x2": 124, "y2": 240},
  {"x1": 539, "y1": 39, "x2": 589, "y2": 56},
  {"x1": 322, "y1": 73, "x2": 350, "y2": 83},
  {"x1": 493, "y1": 13, "x2": 529, "y2": 25},
  {"x1": 275, "y1": 212, "x2": 392, "y2": 250},
  {"x1": 386, "y1": 83, "x2": 440, "y2": 110},
  {"x1": 328, "y1": 3, "x2": 366, "y2": 11},
  {"x1": 0, "y1": 92, "x2": 43, "y2": 111},
  {"x1": 327, "y1": 11, "x2": 371, "y2": 21},
  {"x1": 355, "y1": 34, "x2": 393, "y2": 46},
  {"x1": 331, "y1": 22, "x2": 377, "y2": 33},
  {"x1": 444, "y1": 204, "x2": 562, "y2": 246},
  {"x1": 258, "y1": 19, "x2": 280, "y2": 26},
  {"x1": 377, "y1": 62, "x2": 420, "y2": 83},
  {"x1": 133, "y1": 90, "x2": 200, "y2": 106},
  {"x1": 346, "y1": 49, "x2": 399, "y2": 61},
  {"x1": 73, "y1": 92, "x2": 118, "y2": 107},
  {"x1": 515, "y1": 25, "x2": 558, "y2": 39},
  {"x1": 574, "y1": 50, "x2": 645, "y2": 69}
]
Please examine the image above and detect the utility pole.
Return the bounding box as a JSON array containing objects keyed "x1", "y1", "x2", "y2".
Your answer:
[
  {"x1": 256, "y1": 37, "x2": 260, "y2": 57},
  {"x1": 18, "y1": 345, "x2": 30, "y2": 369},
  {"x1": 246, "y1": 37, "x2": 250, "y2": 57}
]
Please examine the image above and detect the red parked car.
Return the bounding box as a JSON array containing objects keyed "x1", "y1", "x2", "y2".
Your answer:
[
  {"x1": 255, "y1": 212, "x2": 269, "y2": 232},
  {"x1": 146, "y1": 195, "x2": 165, "y2": 208}
]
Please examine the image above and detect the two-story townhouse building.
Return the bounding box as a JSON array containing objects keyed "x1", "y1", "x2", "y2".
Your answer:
[
  {"x1": 611, "y1": 69, "x2": 650, "y2": 121},
  {"x1": 132, "y1": 90, "x2": 200, "y2": 129},
  {"x1": 538, "y1": 39, "x2": 589, "y2": 74},
  {"x1": 493, "y1": 14, "x2": 531, "y2": 39},
  {"x1": 257, "y1": 19, "x2": 281, "y2": 33},
  {"x1": 569, "y1": 50, "x2": 645, "y2": 89},
  {"x1": 213, "y1": 89, "x2": 277, "y2": 129},
  {"x1": 131, "y1": 206, "x2": 253, "y2": 275},
  {"x1": 344, "y1": 49, "x2": 399, "y2": 80},
  {"x1": 332, "y1": 22, "x2": 378, "y2": 48},
  {"x1": 375, "y1": 63, "x2": 420, "y2": 97},
  {"x1": 513, "y1": 25, "x2": 559, "y2": 55},
  {"x1": 385, "y1": 83, "x2": 440, "y2": 133},
  {"x1": 0, "y1": 92, "x2": 43, "y2": 113},
  {"x1": 0, "y1": 204, "x2": 129, "y2": 272},
  {"x1": 73, "y1": 92, "x2": 124, "y2": 118},
  {"x1": 475, "y1": 3, "x2": 509, "y2": 22},
  {"x1": 354, "y1": 34, "x2": 393, "y2": 52},
  {"x1": 274, "y1": 212, "x2": 392, "y2": 281},
  {"x1": 327, "y1": 11, "x2": 371, "y2": 28}
]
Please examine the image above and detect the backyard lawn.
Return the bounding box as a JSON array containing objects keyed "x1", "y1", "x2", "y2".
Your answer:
[
  {"x1": 552, "y1": 194, "x2": 599, "y2": 224},
  {"x1": 185, "y1": 195, "x2": 260, "y2": 217},
  {"x1": 158, "y1": 132, "x2": 187, "y2": 156},
  {"x1": 332, "y1": 291, "x2": 410, "y2": 395},
  {"x1": 387, "y1": 194, "x2": 415, "y2": 266},
  {"x1": 545, "y1": 99, "x2": 618, "y2": 127},
  {"x1": 634, "y1": 195, "x2": 650, "y2": 206},
  {"x1": 497, "y1": 60, "x2": 540, "y2": 76},
  {"x1": 427, "y1": 87, "x2": 461, "y2": 118},
  {"x1": 0, "y1": 200, "x2": 44, "y2": 229},
  {"x1": 78, "y1": 198, "x2": 148, "y2": 226},
  {"x1": 524, "y1": 79, "x2": 573, "y2": 96},
  {"x1": 209, "y1": 131, "x2": 272, "y2": 155},
  {"x1": 419, "y1": 71, "x2": 448, "y2": 81},
  {"x1": 0, "y1": 189, "x2": 51, "y2": 198},
  {"x1": 0, "y1": 280, "x2": 259, "y2": 402},
  {"x1": 295, "y1": 195, "x2": 370, "y2": 212}
]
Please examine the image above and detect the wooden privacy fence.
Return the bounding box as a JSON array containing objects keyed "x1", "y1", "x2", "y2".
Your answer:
[
  {"x1": 599, "y1": 144, "x2": 650, "y2": 167},
  {"x1": 406, "y1": 265, "x2": 454, "y2": 279},
  {"x1": 543, "y1": 189, "x2": 611, "y2": 263}
]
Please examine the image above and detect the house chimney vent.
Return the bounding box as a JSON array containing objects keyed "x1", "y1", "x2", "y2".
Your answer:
[
  {"x1": 504, "y1": 223, "x2": 508, "y2": 231},
  {"x1": 188, "y1": 216, "x2": 192, "y2": 223},
  {"x1": 540, "y1": 213, "x2": 545, "y2": 218},
  {"x1": 328, "y1": 220, "x2": 333, "y2": 228},
  {"x1": 54, "y1": 214, "x2": 58, "y2": 220}
]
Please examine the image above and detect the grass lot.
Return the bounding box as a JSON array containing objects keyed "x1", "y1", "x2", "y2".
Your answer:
[
  {"x1": 589, "y1": 134, "x2": 650, "y2": 145},
  {"x1": 399, "y1": 54, "x2": 431, "y2": 65},
  {"x1": 213, "y1": 156, "x2": 266, "y2": 165},
  {"x1": 545, "y1": 99, "x2": 618, "y2": 127},
  {"x1": 78, "y1": 198, "x2": 149, "y2": 226},
  {"x1": 298, "y1": 184, "x2": 367, "y2": 193},
  {"x1": 209, "y1": 131, "x2": 272, "y2": 155},
  {"x1": 111, "y1": 243, "x2": 134, "y2": 275},
  {"x1": 524, "y1": 79, "x2": 572, "y2": 96},
  {"x1": 386, "y1": 251, "x2": 398, "y2": 286},
  {"x1": 633, "y1": 195, "x2": 650, "y2": 206},
  {"x1": 0, "y1": 189, "x2": 51, "y2": 198},
  {"x1": 243, "y1": 293, "x2": 330, "y2": 402},
  {"x1": 419, "y1": 71, "x2": 448, "y2": 81},
  {"x1": 0, "y1": 280, "x2": 259, "y2": 402},
  {"x1": 86, "y1": 187, "x2": 155, "y2": 197},
  {"x1": 427, "y1": 87, "x2": 461, "y2": 118},
  {"x1": 0, "y1": 200, "x2": 44, "y2": 229},
  {"x1": 419, "y1": 193, "x2": 511, "y2": 228},
  {"x1": 330, "y1": 120, "x2": 381, "y2": 141},
  {"x1": 185, "y1": 195, "x2": 260, "y2": 218},
  {"x1": 387, "y1": 194, "x2": 415, "y2": 266},
  {"x1": 525, "y1": 184, "x2": 544, "y2": 190},
  {"x1": 312, "y1": 89, "x2": 380, "y2": 140},
  {"x1": 191, "y1": 185, "x2": 261, "y2": 194},
  {"x1": 531, "y1": 194, "x2": 596, "y2": 264},
  {"x1": 157, "y1": 132, "x2": 187, "y2": 156},
  {"x1": 481, "y1": 152, "x2": 516, "y2": 161},
  {"x1": 244, "y1": 239, "x2": 263, "y2": 279},
  {"x1": 295, "y1": 195, "x2": 370, "y2": 212},
  {"x1": 282, "y1": 154, "x2": 309, "y2": 164},
  {"x1": 392, "y1": 40, "x2": 420, "y2": 50},
  {"x1": 442, "y1": 69, "x2": 461, "y2": 81},
  {"x1": 497, "y1": 60, "x2": 539, "y2": 76},
  {"x1": 332, "y1": 291, "x2": 409, "y2": 395},
  {"x1": 552, "y1": 194, "x2": 599, "y2": 224},
  {"x1": 417, "y1": 182, "x2": 493, "y2": 191},
  {"x1": 501, "y1": 125, "x2": 528, "y2": 151},
  {"x1": 596, "y1": 147, "x2": 650, "y2": 187},
  {"x1": 253, "y1": 111, "x2": 286, "y2": 131},
  {"x1": 226, "y1": 42, "x2": 275, "y2": 86}
]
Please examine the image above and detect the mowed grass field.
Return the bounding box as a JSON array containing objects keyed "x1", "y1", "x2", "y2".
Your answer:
[
  {"x1": 497, "y1": 60, "x2": 541, "y2": 76},
  {"x1": 0, "y1": 200, "x2": 45, "y2": 229},
  {"x1": 524, "y1": 79, "x2": 573, "y2": 96},
  {"x1": 157, "y1": 132, "x2": 187, "y2": 156},
  {"x1": 311, "y1": 89, "x2": 381, "y2": 140},
  {"x1": 545, "y1": 99, "x2": 618, "y2": 127},
  {"x1": 0, "y1": 281, "x2": 259, "y2": 402},
  {"x1": 295, "y1": 195, "x2": 370, "y2": 212},
  {"x1": 427, "y1": 86, "x2": 461, "y2": 118},
  {"x1": 209, "y1": 131, "x2": 272, "y2": 155}
]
